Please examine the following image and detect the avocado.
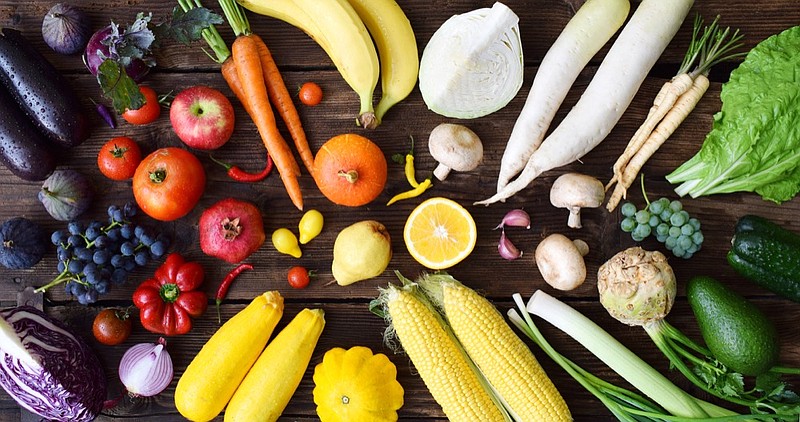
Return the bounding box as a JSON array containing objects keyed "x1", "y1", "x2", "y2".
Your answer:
[{"x1": 686, "y1": 276, "x2": 779, "y2": 376}]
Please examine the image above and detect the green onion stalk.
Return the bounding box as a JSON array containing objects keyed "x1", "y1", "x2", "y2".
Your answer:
[{"x1": 509, "y1": 291, "x2": 800, "y2": 421}]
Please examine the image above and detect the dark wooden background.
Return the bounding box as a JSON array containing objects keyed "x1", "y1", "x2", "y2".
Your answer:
[{"x1": 1, "y1": 0, "x2": 799, "y2": 420}]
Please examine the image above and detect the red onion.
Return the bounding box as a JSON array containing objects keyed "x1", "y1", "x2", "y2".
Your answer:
[{"x1": 118, "y1": 337, "x2": 173, "y2": 397}]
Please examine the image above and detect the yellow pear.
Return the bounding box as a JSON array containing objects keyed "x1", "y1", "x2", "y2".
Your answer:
[{"x1": 332, "y1": 220, "x2": 392, "y2": 286}]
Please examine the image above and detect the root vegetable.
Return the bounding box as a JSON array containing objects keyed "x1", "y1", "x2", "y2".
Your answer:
[
  {"x1": 496, "y1": 0, "x2": 630, "y2": 192},
  {"x1": 428, "y1": 123, "x2": 483, "y2": 181},
  {"x1": 549, "y1": 173, "x2": 604, "y2": 229},
  {"x1": 535, "y1": 234, "x2": 589, "y2": 291},
  {"x1": 476, "y1": 0, "x2": 693, "y2": 205},
  {"x1": 605, "y1": 16, "x2": 745, "y2": 211}
]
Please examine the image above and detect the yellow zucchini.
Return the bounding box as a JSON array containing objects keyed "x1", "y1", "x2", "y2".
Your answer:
[
  {"x1": 224, "y1": 308, "x2": 326, "y2": 422},
  {"x1": 175, "y1": 291, "x2": 285, "y2": 422}
]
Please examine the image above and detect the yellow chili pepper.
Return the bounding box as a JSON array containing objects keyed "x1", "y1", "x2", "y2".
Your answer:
[
  {"x1": 387, "y1": 178, "x2": 432, "y2": 206},
  {"x1": 404, "y1": 154, "x2": 420, "y2": 188},
  {"x1": 388, "y1": 136, "x2": 433, "y2": 206}
]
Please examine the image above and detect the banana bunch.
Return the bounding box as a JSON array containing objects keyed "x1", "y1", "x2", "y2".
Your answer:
[{"x1": 238, "y1": 0, "x2": 419, "y2": 129}]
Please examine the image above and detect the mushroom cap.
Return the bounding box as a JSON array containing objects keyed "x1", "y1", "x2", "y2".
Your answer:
[
  {"x1": 534, "y1": 233, "x2": 587, "y2": 291},
  {"x1": 549, "y1": 173, "x2": 605, "y2": 208},
  {"x1": 428, "y1": 123, "x2": 484, "y2": 171}
]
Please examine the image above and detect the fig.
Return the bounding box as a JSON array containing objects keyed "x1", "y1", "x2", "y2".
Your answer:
[
  {"x1": 42, "y1": 3, "x2": 92, "y2": 55},
  {"x1": 38, "y1": 169, "x2": 94, "y2": 221},
  {"x1": 0, "y1": 217, "x2": 46, "y2": 269}
]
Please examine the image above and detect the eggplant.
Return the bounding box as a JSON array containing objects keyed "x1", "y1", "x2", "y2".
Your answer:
[
  {"x1": 0, "y1": 28, "x2": 89, "y2": 148},
  {"x1": 0, "y1": 86, "x2": 57, "y2": 181}
]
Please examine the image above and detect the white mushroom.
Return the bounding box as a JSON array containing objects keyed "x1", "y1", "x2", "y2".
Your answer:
[
  {"x1": 550, "y1": 173, "x2": 605, "y2": 229},
  {"x1": 535, "y1": 233, "x2": 589, "y2": 291},
  {"x1": 428, "y1": 123, "x2": 483, "y2": 181}
]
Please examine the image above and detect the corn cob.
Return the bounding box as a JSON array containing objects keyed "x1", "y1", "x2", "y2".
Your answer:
[
  {"x1": 421, "y1": 273, "x2": 572, "y2": 421},
  {"x1": 380, "y1": 282, "x2": 507, "y2": 421}
]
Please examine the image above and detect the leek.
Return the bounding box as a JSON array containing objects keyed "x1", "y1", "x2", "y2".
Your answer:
[{"x1": 507, "y1": 291, "x2": 783, "y2": 421}]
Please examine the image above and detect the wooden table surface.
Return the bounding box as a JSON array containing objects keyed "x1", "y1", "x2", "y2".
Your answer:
[{"x1": 1, "y1": 0, "x2": 800, "y2": 420}]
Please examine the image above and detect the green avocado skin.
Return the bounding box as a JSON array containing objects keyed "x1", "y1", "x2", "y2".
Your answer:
[{"x1": 687, "y1": 276, "x2": 779, "y2": 376}]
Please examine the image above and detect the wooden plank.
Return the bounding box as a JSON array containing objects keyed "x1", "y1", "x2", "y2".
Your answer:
[
  {"x1": 1, "y1": 1, "x2": 799, "y2": 72},
  {"x1": 0, "y1": 0, "x2": 798, "y2": 420}
]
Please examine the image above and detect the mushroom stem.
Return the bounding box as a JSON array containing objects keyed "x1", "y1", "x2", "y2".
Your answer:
[
  {"x1": 567, "y1": 208, "x2": 583, "y2": 228},
  {"x1": 573, "y1": 239, "x2": 589, "y2": 256},
  {"x1": 433, "y1": 163, "x2": 452, "y2": 181}
]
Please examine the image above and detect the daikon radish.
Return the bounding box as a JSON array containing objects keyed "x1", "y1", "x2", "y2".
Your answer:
[
  {"x1": 476, "y1": 0, "x2": 694, "y2": 206},
  {"x1": 496, "y1": 0, "x2": 630, "y2": 193}
]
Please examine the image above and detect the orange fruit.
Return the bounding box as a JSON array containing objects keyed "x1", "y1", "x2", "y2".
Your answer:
[{"x1": 403, "y1": 197, "x2": 477, "y2": 269}]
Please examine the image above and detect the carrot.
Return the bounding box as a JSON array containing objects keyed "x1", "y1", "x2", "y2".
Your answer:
[
  {"x1": 231, "y1": 34, "x2": 304, "y2": 210},
  {"x1": 187, "y1": 0, "x2": 307, "y2": 210},
  {"x1": 605, "y1": 75, "x2": 710, "y2": 211},
  {"x1": 604, "y1": 16, "x2": 745, "y2": 210},
  {"x1": 251, "y1": 34, "x2": 316, "y2": 179}
]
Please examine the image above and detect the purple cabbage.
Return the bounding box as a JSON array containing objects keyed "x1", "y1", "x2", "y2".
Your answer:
[{"x1": 0, "y1": 306, "x2": 106, "y2": 421}]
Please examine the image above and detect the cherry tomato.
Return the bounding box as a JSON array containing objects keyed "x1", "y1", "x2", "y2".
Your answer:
[
  {"x1": 92, "y1": 308, "x2": 133, "y2": 346},
  {"x1": 97, "y1": 136, "x2": 142, "y2": 181},
  {"x1": 133, "y1": 147, "x2": 206, "y2": 221},
  {"x1": 122, "y1": 85, "x2": 161, "y2": 125},
  {"x1": 287, "y1": 266, "x2": 313, "y2": 289},
  {"x1": 298, "y1": 82, "x2": 323, "y2": 106}
]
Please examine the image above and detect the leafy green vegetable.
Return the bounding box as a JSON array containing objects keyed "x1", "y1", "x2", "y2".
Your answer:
[
  {"x1": 153, "y1": 6, "x2": 224, "y2": 45},
  {"x1": 97, "y1": 60, "x2": 144, "y2": 113},
  {"x1": 96, "y1": 9, "x2": 222, "y2": 113},
  {"x1": 666, "y1": 25, "x2": 800, "y2": 203}
]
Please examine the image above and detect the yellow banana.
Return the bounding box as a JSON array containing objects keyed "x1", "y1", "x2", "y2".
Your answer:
[
  {"x1": 346, "y1": 0, "x2": 419, "y2": 126},
  {"x1": 239, "y1": 0, "x2": 380, "y2": 127}
]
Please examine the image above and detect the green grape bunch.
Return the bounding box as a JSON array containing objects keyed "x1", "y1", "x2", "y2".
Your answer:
[{"x1": 620, "y1": 197, "x2": 704, "y2": 259}]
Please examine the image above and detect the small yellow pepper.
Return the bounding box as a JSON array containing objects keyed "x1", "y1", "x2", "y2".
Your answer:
[{"x1": 387, "y1": 137, "x2": 433, "y2": 206}]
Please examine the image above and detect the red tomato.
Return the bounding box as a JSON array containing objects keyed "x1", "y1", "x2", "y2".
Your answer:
[
  {"x1": 97, "y1": 136, "x2": 142, "y2": 181},
  {"x1": 122, "y1": 85, "x2": 161, "y2": 125},
  {"x1": 287, "y1": 266, "x2": 313, "y2": 289},
  {"x1": 92, "y1": 308, "x2": 132, "y2": 346},
  {"x1": 133, "y1": 147, "x2": 206, "y2": 221},
  {"x1": 298, "y1": 82, "x2": 323, "y2": 106}
]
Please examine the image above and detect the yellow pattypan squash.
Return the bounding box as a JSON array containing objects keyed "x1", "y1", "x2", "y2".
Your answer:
[{"x1": 313, "y1": 346, "x2": 404, "y2": 422}]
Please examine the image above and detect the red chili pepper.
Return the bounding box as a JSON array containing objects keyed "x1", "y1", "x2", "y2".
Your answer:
[
  {"x1": 215, "y1": 263, "x2": 254, "y2": 323},
  {"x1": 209, "y1": 153, "x2": 274, "y2": 182}
]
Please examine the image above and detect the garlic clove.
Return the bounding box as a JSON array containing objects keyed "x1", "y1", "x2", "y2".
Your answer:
[
  {"x1": 495, "y1": 208, "x2": 531, "y2": 230},
  {"x1": 498, "y1": 229, "x2": 523, "y2": 260}
]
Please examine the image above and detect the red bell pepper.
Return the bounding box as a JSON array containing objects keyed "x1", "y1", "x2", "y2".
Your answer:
[{"x1": 133, "y1": 253, "x2": 208, "y2": 336}]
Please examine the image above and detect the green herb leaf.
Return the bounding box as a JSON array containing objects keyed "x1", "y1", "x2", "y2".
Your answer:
[
  {"x1": 154, "y1": 6, "x2": 224, "y2": 45},
  {"x1": 97, "y1": 60, "x2": 145, "y2": 114},
  {"x1": 391, "y1": 153, "x2": 405, "y2": 165}
]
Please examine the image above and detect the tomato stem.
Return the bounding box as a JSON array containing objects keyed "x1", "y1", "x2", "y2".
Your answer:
[{"x1": 149, "y1": 168, "x2": 167, "y2": 183}]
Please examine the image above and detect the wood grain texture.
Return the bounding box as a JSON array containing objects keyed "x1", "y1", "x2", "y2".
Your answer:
[{"x1": 0, "y1": 0, "x2": 799, "y2": 420}]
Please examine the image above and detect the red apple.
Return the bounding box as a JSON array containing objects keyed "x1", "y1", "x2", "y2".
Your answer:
[{"x1": 170, "y1": 85, "x2": 235, "y2": 150}]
